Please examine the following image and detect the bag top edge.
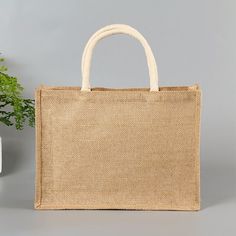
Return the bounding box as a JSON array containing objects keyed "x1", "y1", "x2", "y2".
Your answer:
[{"x1": 36, "y1": 84, "x2": 200, "y2": 92}]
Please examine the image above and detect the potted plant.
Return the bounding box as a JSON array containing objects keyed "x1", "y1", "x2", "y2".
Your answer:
[{"x1": 0, "y1": 54, "x2": 35, "y2": 173}]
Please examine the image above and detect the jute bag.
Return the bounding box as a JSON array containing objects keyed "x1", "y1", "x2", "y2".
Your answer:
[{"x1": 35, "y1": 24, "x2": 201, "y2": 210}]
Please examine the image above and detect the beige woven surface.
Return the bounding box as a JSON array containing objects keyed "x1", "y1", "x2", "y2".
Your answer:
[{"x1": 35, "y1": 85, "x2": 201, "y2": 210}]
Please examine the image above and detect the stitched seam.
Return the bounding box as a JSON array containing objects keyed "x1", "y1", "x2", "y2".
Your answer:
[{"x1": 35, "y1": 89, "x2": 42, "y2": 208}]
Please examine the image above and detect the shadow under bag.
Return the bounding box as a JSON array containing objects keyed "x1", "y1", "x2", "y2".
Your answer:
[{"x1": 35, "y1": 24, "x2": 201, "y2": 210}]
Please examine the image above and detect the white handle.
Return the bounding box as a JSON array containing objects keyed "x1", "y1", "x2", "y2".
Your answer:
[{"x1": 81, "y1": 24, "x2": 159, "y2": 91}]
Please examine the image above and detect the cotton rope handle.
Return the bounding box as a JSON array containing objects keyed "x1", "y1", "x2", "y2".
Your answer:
[{"x1": 81, "y1": 24, "x2": 159, "y2": 91}]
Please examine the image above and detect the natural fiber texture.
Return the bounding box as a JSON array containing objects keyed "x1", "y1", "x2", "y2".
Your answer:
[
  {"x1": 35, "y1": 86, "x2": 201, "y2": 210},
  {"x1": 35, "y1": 24, "x2": 201, "y2": 210}
]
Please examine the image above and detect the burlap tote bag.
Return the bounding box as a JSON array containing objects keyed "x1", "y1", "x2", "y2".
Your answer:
[{"x1": 35, "y1": 24, "x2": 201, "y2": 210}]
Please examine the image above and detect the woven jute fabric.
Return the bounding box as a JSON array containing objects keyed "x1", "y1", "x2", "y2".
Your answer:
[
  {"x1": 35, "y1": 24, "x2": 201, "y2": 210},
  {"x1": 35, "y1": 86, "x2": 201, "y2": 210}
]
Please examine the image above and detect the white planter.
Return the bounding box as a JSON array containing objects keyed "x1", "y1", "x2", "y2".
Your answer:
[{"x1": 0, "y1": 137, "x2": 2, "y2": 173}]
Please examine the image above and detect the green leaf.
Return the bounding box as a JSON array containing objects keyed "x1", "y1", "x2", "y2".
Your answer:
[{"x1": 0, "y1": 55, "x2": 35, "y2": 130}]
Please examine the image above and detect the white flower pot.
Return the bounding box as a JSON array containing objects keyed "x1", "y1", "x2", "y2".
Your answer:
[{"x1": 0, "y1": 137, "x2": 2, "y2": 173}]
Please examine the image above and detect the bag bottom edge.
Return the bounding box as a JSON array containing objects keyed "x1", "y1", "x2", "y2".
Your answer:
[{"x1": 34, "y1": 203, "x2": 200, "y2": 211}]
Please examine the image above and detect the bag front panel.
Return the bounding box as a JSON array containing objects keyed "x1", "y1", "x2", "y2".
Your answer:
[{"x1": 35, "y1": 88, "x2": 200, "y2": 210}]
